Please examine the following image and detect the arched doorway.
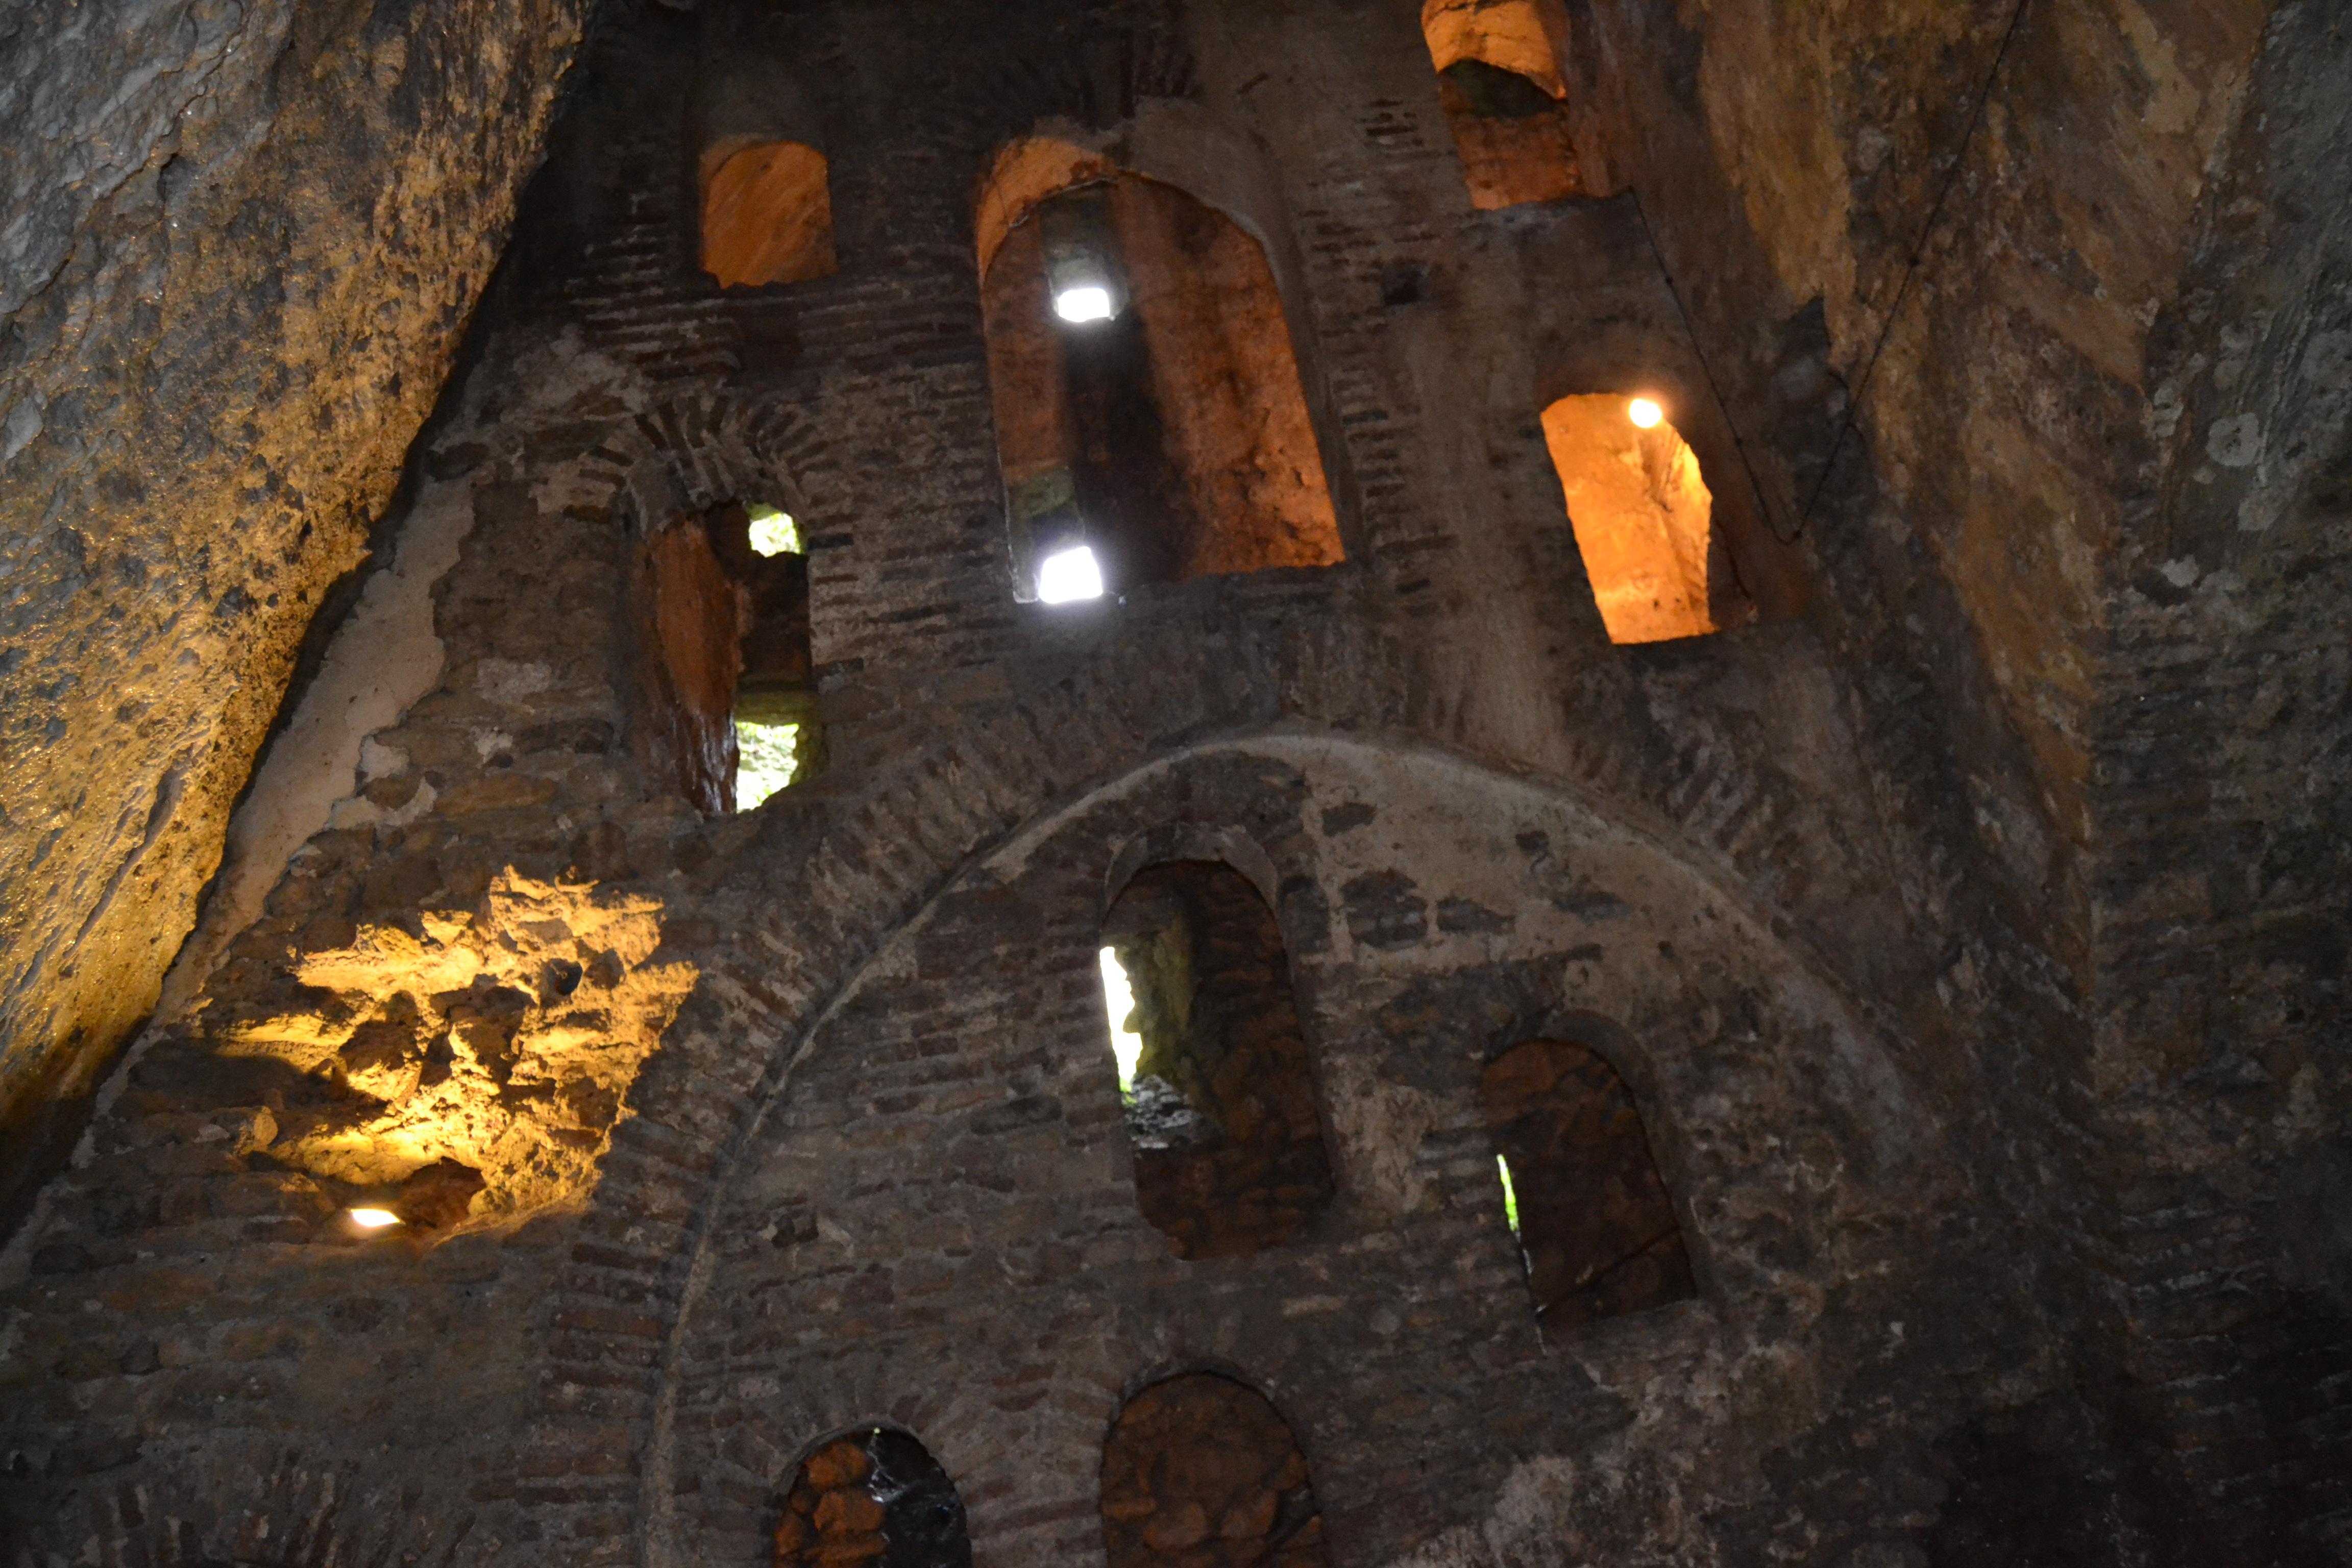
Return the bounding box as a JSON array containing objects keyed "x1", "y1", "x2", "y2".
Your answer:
[{"x1": 977, "y1": 141, "x2": 1342, "y2": 602}]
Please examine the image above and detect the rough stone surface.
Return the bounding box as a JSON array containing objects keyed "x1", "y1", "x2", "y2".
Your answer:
[{"x1": 0, "y1": 0, "x2": 590, "y2": 1222}]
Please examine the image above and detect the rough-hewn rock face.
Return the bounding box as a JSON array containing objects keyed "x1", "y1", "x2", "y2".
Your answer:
[
  {"x1": 0, "y1": 0, "x2": 589, "y2": 1219},
  {"x1": 0, "y1": 0, "x2": 2343, "y2": 1564},
  {"x1": 1554, "y1": 0, "x2": 2352, "y2": 1547}
]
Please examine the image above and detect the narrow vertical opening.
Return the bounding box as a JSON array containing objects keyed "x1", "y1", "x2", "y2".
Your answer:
[
  {"x1": 977, "y1": 145, "x2": 1343, "y2": 603},
  {"x1": 772, "y1": 1428, "x2": 972, "y2": 1568},
  {"x1": 1480, "y1": 1037, "x2": 1696, "y2": 1327},
  {"x1": 1540, "y1": 394, "x2": 1719, "y2": 644},
  {"x1": 628, "y1": 499, "x2": 819, "y2": 815},
  {"x1": 1098, "y1": 861, "x2": 1334, "y2": 1258},
  {"x1": 702, "y1": 140, "x2": 837, "y2": 288},
  {"x1": 1101, "y1": 1373, "x2": 1328, "y2": 1568},
  {"x1": 1419, "y1": 0, "x2": 1583, "y2": 209},
  {"x1": 720, "y1": 502, "x2": 819, "y2": 807}
]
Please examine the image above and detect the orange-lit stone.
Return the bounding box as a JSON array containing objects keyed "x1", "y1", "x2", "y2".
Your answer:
[
  {"x1": 973, "y1": 136, "x2": 1118, "y2": 278},
  {"x1": 1420, "y1": 0, "x2": 1582, "y2": 209},
  {"x1": 701, "y1": 141, "x2": 836, "y2": 288},
  {"x1": 1419, "y1": 0, "x2": 1568, "y2": 94},
  {"x1": 1440, "y1": 93, "x2": 1582, "y2": 210},
  {"x1": 977, "y1": 165, "x2": 1343, "y2": 589},
  {"x1": 1540, "y1": 395, "x2": 1716, "y2": 643}
]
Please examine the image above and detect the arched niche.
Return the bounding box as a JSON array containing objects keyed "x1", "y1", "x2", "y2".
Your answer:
[
  {"x1": 693, "y1": 37, "x2": 835, "y2": 288},
  {"x1": 975, "y1": 134, "x2": 1344, "y2": 602},
  {"x1": 628, "y1": 496, "x2": 819, "y2": 813},
  {"x1": 1419, "y1": 0, "x2": 1584, "y2": 209},
  {"x1": 1482, "y1": 1035, "x2": 1696, "y2": 1327},
  {"x1": 1540, "y1": 392, "x2": 1721, "y2": 644},
  {"x1": 1097, "y1": 859, "x2": 1335, "y2": 1258},
  {"x1": 1100, "y1": 1373, "x2": 1328, "y2": 1567},
  {"x1": 772, "y1": 1426, "x2": 972, "y2": 1568},
  {"x1": 702, "y1": 141, "x2": 837, "y2": 288}
]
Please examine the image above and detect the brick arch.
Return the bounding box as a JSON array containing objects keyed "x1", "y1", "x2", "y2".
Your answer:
[
  {"x1": 874, "y1": 12, "x2": 1202, "y2": 181},
  {"x1": 532, "y1": 675, "x2": 1943, "y2": 1564},
  {"x1": 569, "y1": 391, "x2": 847, "y2": 546},
  {"x1": 1100, "y1": 821, "x2": 1290, "y2": 923}
]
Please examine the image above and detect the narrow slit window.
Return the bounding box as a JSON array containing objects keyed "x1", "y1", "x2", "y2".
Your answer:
[
  {"x1": 1541, "y1": 394, "x2": 1719, "y2": 644},
  {"x1": 1098, "y1": 861, "x2": 1334, "y2": 1259},
  {"x1": 631, "y1": 500, "x2": 820, "y2": 815},
  {"x1": 702, "y1": 140, "x2": 837, "y2": 288},
  {"x1": 977, "y1": 148, "x2": 1343, "y2": 603},
  {"x1": 773, "y1": 1428, "x2": 971, "y2": 1568},
  {"x1": 1481, "y1": 1037, "x2": 1696, "y2": 1327},
  {"x1": 1101, "y1": 1373, "x2": 1328, "y2": 1568},
  {"x1": 1098, "y1": 945, "x2": 1145, "y2": 1093},
  {"x1": 1419, "y1": 0, "x2": 1583, "y2": 209},
  {"x1": 722, "y1": 502, "x2": 819, "y2": 807}
]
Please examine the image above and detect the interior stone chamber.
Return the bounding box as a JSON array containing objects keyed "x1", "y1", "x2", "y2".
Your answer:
[{"x1": 1, "y1": 2, "x2": 2345, "y2": 1566}]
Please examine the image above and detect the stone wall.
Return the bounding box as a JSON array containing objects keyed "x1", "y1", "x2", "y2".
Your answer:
[
  {"x1": 0, "y1": 0, "x2": 2343, "y2": 1564},
  {"x1": 0, "y1": 0, "x2": 590, "y2": 1223}
]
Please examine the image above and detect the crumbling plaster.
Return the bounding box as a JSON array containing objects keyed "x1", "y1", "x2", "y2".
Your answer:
[
  {"x1": 0, "y1": 0, "x2": 590, "y2": 1218},
  {"x1": 156, "y1": 330, "x2": 652, "y2": 1022}
]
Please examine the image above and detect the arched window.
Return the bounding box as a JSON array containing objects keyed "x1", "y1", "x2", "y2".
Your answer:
[
  {"x1": 1097, "y1": 861, "x2": 1334, "y2": 1258},
  {"x1": 702, "y1": 140, "x2": 836, "y2": 288},
  {"x1": 1540, "y1": 393, "x2": 1718, "y2": 643},
  {"x1": 1101, "y1": 1373, "x2": 1327, "y2": 1568},
  {"x1": 1419, "y1": 0, "x2": 1582, "y2": 209},
  {"x1": 773, "y1": 1428, "x2": 971, "y2": 1568},
  {"x1": 977, "y1": 142, "x2": 1343, "y2": 604},
  {"x1": 629, "y1": 500, "x2": 818, "y2": 813},
  {"x1": 1482, "y1": 1037, "x2": 1695, "y2": 1327}
]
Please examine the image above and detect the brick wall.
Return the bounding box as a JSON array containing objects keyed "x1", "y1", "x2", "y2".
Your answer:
[{"x1": 6, "y1": 0, "x2": 2339, "y2": 1564}]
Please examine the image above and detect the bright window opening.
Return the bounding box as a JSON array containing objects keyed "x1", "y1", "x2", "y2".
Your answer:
[
  {"x1": 1097, "y1": 946, "x2": 1144, "y2": 1092},
  {"x1": 635, "y1": 500, "x2": 820, "y2": 815},
  {"x1": 1496, "y1": 1153, "x2": 1521, "y2": 1237},
  {"x1": 1100, "y1": 861, "x2": 1335, "y2": 1260},
  {"x1": 748, "y1": 506, "x2": 801, "y2": 556},
  {"x1": 977, "y1": 152, "x2": 1344, "y2": 603},
  {"x1": 1052, "y1": 284, "x2": 1116, "y2": 324},
  {"x1": 1037, "y1": 544, "x2": 1104, "y2": 604},
  {"x1": 736, "y1": 719, "x2": 801, "y2": 808}
]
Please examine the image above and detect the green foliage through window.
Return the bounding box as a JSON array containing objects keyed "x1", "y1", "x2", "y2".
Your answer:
[
  {"x1": 748, "y1": 505, "x2": 801, "y2": 557},
  {"x1": 737, "y1": 720, "x2": 800, "y2": 807}
]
